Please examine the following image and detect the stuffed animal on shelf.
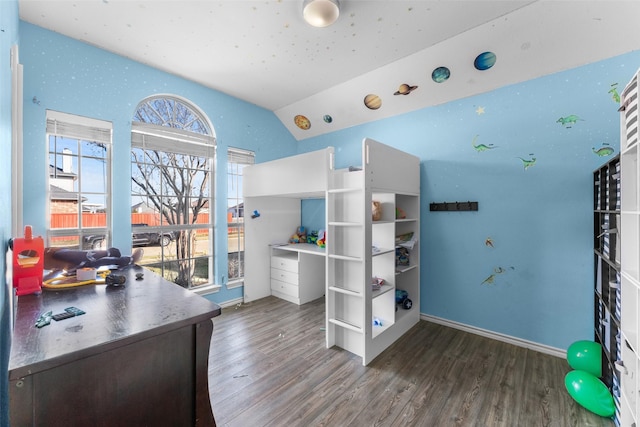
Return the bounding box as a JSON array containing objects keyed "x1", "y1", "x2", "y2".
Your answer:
[
  {"x1": 372, "y1": 200, "x2": 382, "y2": 221},
  {"x1": 289, "y1": 226, "x2": 307, "y2": 244}
]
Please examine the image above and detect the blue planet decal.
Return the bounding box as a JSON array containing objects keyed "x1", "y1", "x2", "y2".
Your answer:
[
  {"x1": 475, "y1": 52, "x2": 496, "y2": 70},
  {"x1": 432, "y1": 67, "x2": 450, "y2": 83},
  {"x1": 323, "y1": 115, "x2": 333, "y2": 123}
]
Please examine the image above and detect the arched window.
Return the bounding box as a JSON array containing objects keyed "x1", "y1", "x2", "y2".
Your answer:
[{"x1": 131, "y1": 95, "x2": 215, "y2": 290}]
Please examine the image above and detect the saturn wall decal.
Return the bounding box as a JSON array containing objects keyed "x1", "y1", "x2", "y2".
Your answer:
[{"x1": 394, "y1": 84, "x2": 418, "y2": 95}]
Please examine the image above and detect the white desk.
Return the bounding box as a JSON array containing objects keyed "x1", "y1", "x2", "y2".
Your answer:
[{"x1": 270, "y1": 244, "x2": 326, "y2": 305}]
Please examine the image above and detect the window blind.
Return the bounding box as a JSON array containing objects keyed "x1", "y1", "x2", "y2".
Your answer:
[
  {"x1": 46, "y1": 110, "x2": 112, "y2": 143},
  {"x1": 131, "y1": 122, "x2": 216, "y2": 158},
  {"x1": 228, "y1": 147, "x2": 255, "y2": 165}
]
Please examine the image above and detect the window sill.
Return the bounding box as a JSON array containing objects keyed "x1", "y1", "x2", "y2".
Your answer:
[
  {"x1": 192, "y1": 284, "x2": 221, "y2": 296},
  {"x1": 226, "y1": 279, "x2": 244, "y2": 290}
]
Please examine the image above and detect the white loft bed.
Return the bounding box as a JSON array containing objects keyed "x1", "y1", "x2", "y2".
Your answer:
[
  {"x1": 243, "y1": 147, "x2": 334, "y2": 302},
  {"x1": 243, "y1": 139, "x2": 420, "y2": 366}
]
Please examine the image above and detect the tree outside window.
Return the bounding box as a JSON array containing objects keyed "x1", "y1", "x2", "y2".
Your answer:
[{"x1": 131, "y1": 96, "x2": 215, "y2": 289}]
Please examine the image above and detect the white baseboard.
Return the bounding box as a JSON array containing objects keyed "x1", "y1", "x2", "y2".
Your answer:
[
  {"x1": 218, "y1": 297, "x2": 245, "y2": 309},
  {"x1": 421, "y1": 313, "x2": 567, "y2": 359}
]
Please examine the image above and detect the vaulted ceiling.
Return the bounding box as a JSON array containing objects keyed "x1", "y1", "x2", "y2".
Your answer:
[{"x1": 19, "y1": 1, "x2": 640, "y2": 140}]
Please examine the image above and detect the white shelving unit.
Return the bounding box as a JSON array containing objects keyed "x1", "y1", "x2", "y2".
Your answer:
[
  {"x1": 326, "y1": 138, "x2": 420, "y2": 365},
  {"x1": 619, "y1": 68, "x2": 640, "y2": 427}
]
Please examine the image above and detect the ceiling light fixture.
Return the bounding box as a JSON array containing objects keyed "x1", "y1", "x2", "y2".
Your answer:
[{"x1": 303, "y1": 0, "x2": 340, "y2": 28}]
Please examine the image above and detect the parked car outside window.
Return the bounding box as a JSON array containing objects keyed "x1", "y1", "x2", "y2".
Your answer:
[{"x1": 83, "y1": 223, "x2": 176, "y2": 250}]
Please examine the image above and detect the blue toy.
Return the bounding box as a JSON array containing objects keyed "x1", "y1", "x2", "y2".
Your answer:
[{"x1": 395, "y1": 290, "x2": 412, "y2": 310}]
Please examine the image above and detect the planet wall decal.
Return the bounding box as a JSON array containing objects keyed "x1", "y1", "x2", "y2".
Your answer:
[
  {"x1": 474, "y1": 51, "x2": 497, "y2": 71},
  {"x1": 432, "y1": 67, "x2": 450, "y2": 83},
  {"x1": 394, "y1": 84, "x2": 418, "y2": 95},
  {"x1": 323, "y1": 115, "x2": 333, "y2": 123},
  {"x1": 364, "y1": 94, "x2": 382, "y2": 110},
  {"x1": 294, "y1": 115, "x2": 311, "y2": 130}
]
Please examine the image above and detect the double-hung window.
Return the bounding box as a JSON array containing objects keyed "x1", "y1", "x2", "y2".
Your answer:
[
  {"x1": 46, "y1": 110, "x2": 112, "y2": 249},
  {"x1": 227, "y1": 147, "x2": 254, "y2": 287}
]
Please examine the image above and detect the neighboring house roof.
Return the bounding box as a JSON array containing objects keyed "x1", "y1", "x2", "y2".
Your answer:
[
  {"x1": 132, "y1": 201, "x2": 157, "y2": 213},
  {"x1": 227, "y1": 202, "x2": 243, "y2": 215},
  {"x1": 49, "y1": 164, "x2": 76, "y2": 180},
  {"x1": 49, "y1": 184, "x2": 77, "y2": 201}
]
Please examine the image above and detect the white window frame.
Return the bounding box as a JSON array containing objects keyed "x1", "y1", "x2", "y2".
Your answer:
[
  {"x1": 227, "y1": 147, "x2": 255, "y2": 289},
  {"x1": 45, "y1": 110, "x2": 112, "y2": 249},
  {"x1": 131, "y1": 96, "x2": 217, "y2": 292}
]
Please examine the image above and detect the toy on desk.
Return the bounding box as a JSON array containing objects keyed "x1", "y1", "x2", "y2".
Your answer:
[
  {"x1": 307, "y1": 230, "x2": 319, "y2": 244},
  {"x1": 289, "y1": 226, "x2": 307, "y2": 244},
  {"x1": 44, "y1": 247, "x2": 142, "y2": 274},
  {"x1": 317, "y1": 229, "x2": 326, "y2": 248},
  {"x1": 42, "y1": 247, "x2": 143, "y2": 290},
  {"x1": 10, "y1": 225, "x2": 45, "y2": 296},
  {"x1": 43, "y1": 269, "x2": 126, "y2": 290}
]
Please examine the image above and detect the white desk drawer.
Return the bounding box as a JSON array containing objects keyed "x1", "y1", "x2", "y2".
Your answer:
[
  {"x1": 271, "y1": 278, "x2": 299, "y2": 298},
  {"x1": 270, "y1": 268, "x2": 299, "y2": 285},
  {"x1": 271, "y1": 255, "x2": 299, "y2": 273}
]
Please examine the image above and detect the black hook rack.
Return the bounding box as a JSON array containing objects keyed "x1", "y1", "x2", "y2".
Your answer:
[{"x1": 430, "y1": 201, "x2": 478, "y2": 212}]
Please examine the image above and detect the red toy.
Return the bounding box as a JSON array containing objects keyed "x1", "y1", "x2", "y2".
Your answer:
[{"x1": 11, "y1": 225, "x2": 45, "y2": 296}]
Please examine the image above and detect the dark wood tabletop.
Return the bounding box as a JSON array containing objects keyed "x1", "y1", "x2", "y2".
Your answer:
[{"x1": 9, "y1": 264, "x2": 222, "y2": 380}]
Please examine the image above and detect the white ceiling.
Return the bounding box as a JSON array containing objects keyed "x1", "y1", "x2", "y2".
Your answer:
[{"x1": 19, "y1": 0, "x2": 640, "y2": 140}]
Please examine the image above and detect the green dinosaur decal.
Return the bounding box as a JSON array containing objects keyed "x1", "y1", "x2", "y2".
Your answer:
[
  {"x1": 593, "y1": 146, "x2": 614, "y2": 157},
  {"x1": 481, "y1": 274, "x2": 495, "y2": 285},
  {"x1": 472, "y1": 135, "x2": 496, "y2": 152},
  {"x1": 609, "y1": 83, "x2": 620, "y2": 104},
  {"x1": 481, "y1": 266, "x2": 508, "y2": 285},
  {"x1": 517, "y1": 156, "x2": 536, "y2": 170},
  {"x1": 556, "y1": 115, "x2": 583, "y2": 127}
]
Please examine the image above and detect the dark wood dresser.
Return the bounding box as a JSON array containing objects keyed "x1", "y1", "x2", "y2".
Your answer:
[{"x1": 8, "y1": 265, "x2": 221, "y2": 426}]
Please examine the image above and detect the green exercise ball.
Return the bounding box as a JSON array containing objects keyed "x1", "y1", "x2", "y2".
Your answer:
[
  {"x1": 564, "y1": 370, "x2": 615, "y2": 418},
  {"x1": 567, "y1": 340, "x2": 602, "y2": 377}
]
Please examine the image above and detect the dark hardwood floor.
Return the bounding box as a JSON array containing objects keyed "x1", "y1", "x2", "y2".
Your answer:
[{"x1": 208, "y1": 296, "x2": 614, "y2": 427}]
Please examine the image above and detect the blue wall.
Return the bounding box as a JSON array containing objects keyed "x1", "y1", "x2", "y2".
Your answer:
[
  {"x1": 18, "y1": 22, "x2": 298, "y2": 303},
  {"x1": 1, "y1": 0, "x2": 19, "y2": 423},
  {"x1": 298, "y1": 52, "x2": 640, "y2": 350},
  {"x1": 10, "y1": 16, "x2": 640, "y2": 364}
]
